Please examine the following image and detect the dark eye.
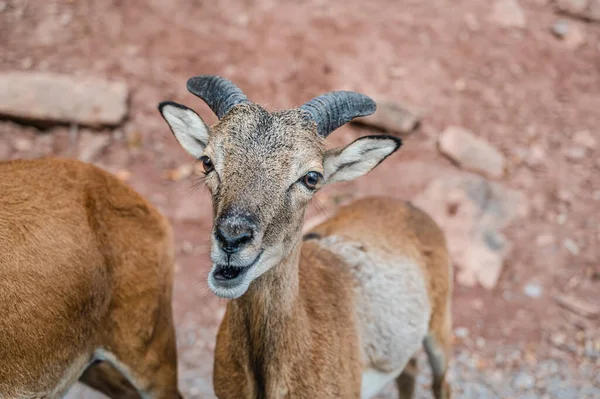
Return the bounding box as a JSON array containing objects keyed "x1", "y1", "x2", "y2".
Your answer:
[
  {"x1": 199, "y1": 156, "x2": 214, "y2": 174},
  {"x1": 301, "y1": 171, "x2": 322, "y2": 190}
]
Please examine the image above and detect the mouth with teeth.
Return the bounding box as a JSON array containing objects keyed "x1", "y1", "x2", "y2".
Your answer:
[{"x1": 213, "y1": 252, "x2": 262, "y2": 281}]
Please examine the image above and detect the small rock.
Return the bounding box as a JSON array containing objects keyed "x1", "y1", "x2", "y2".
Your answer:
[
  {"x1": 524, "y1": 145, "x2": 546, "y2": 167},
  {"x1": 0, "y1": 1, "x2": 6, "y2": 12},
  {"x1": 557, "y1": 0, "x2": 600, "y2": 23},
  {"x1": 13, "y1": 137, "x2": 33, "y2": 152},
  {"x1": 563, "y1": 238, "x2": 580, "y2": 255},
  {"x1": 59, "y1": 11, "x2": 73, "y2": 26},
  {"x1": 115, "y1": 169, "x2": 131, "y2": 182},
  {"x1": 551, "y1": 19, "x2": 570, "y2": 38},
  {"x1": 0, "y1": 71, "x2": 128, "y2": 127},
  {"x1": 556, "y1": 213, "x2": 568, "y2": 225},
  {"x1": 593, "y1": 190, "x2": 600, "y2": 201},
  {"x1": 573, "y1": 130, "x2": 596, "y2": 149},
  {"x1": 166, "y1": 164, "x2": 193, "y2": 181},
  {"x1": 454, "y1": 327, "x2": 470, "y2": 338},
  {"x1": 564, "y1": 24, "x2": 586, "y2": 48},
  {"x1": 492, "y1": 0, "x2": 527, "y2": 29},
  {"x1": 352, "y1": 99, "x2": 421, "y2": 137},
  {"x1": 454, "y1": 78, "x2": 467, "y2": 91},
  {"x1": 524, "y1": 282, "x2": 543, "y2": 298},
  {"x1": 536, "y1": 234, "x2": 555, "y2": 247},
  {"x1": 126, "y1": 131, "x2": 143, "y2": 148},
  {"x1": 513, "y1": 371, "x2": 535, "y2": 390},
  {"x1": 565, "y1": 146, "x2": 587, "y2": 160},
  {"x1": 476, "y1": 337, "x2": 485, "y2": 348},
  {"x1": 78, "y1": 131, "x2": 111, "y2": 162},
  {"x1": 554, "y1": 294, "x2": 600, "y2": 318},
  {"x1": 438, "y1": 126, "x2": 506, "y2": 178},
  {"x1": 557, "y1": 190, "x2": 572, "y2": 203}
]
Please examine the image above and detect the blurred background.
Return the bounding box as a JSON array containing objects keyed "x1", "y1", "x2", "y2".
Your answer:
[{"x1": 1, "y1": 0, "x2": 599, "y2": 398}]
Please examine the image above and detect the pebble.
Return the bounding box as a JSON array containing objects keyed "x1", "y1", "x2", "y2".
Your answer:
[
  {"x1": 166, "y1": 164, "x2": 193, "y2": 181},
  {"x1": 13, "y1": 137, "x2": 33, "y2": 152},
  {"x1": 513, "y1": 371, "x2": 536, "y2": 390},
  {"x1": 492, "y1": 0, "x2": 526, "y2": 29},
  {"x1": 573, "y1": 130, "x2": 596, "y2": 149},
  {"x1": 551, "y1": 332, "x2": 567, "y2": 346},
  {"x1": 454, "y1": 327, "x2": 470, "y2": 338},
  {"x1": 557, "y1": 190, "x2": 572, "y2": 203},
  {"x1": 115, "y1": 169, "x2": 131, "y2": 182},
  {"x1": 524, "y1": 282, "x2": 543, "y2": 298},
  {"x1": 536, "y1": 234, "x2": 555, "y2": 247},
  {"x1": 525, "y1": 145, "x2": 545, "y2": 167},
  {"x1": 551, "y1": 19, "x2": 570, "y2": 38},
  {"x1": 563, "y1": 238, "x2": 580, "y2": 255},
  {"x1": 594, "y1": 190, "x2": 600, "y2": 201},
  {"x1": 565, "y1": 146, "x2": 587, "y2": 160}
]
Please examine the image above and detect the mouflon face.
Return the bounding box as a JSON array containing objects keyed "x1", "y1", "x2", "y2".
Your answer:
[{"x1": 159, "y1": 75, "x2": 401, "y2": 298}]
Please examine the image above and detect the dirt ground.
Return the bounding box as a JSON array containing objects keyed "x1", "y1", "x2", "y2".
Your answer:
[{"x1": 1, "y1": 0, "x2": 599, "y2": 398}]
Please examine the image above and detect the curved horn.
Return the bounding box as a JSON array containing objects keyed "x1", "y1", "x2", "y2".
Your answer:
[
  {"x1": 299, "y1": 91, "x2": 376, "y2": 138},
  {"x1": 186, "y1": 75, "x2": 249, "y2": 119}
]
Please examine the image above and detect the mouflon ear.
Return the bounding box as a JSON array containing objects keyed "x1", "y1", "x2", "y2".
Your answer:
[
  {"x1": 158, "y1": 101, "x2": 210, "y2": 159},
  {"x1": 323, "y1": 135, "x2": 402, "y2": 184}
]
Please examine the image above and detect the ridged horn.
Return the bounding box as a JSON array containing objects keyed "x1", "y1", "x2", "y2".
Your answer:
[
  {"x1": 186, "y1": 75, "x2": 249, "y2": 119},
  {"x1": 299, "y1": 91, "x2": 376, "y2": 138}
]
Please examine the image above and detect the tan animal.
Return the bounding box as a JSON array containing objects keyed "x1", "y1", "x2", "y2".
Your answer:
[
  {"x1": 159, "y1": 76, "x2": 453, "y2": 399},
  {"x1": 0, "y1": 158, "x2": 181, "y2": 399}
]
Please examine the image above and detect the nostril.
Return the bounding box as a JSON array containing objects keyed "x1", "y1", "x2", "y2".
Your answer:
[
  {"x1": 215, "y1": 225, "x2": 254, "y2": 253},
  {"x1": 215, "y1": 227, "x2": 227, "y2": 244},
  {"x1": 237, "y1": 230, "x2": 252, "y2": 245}
]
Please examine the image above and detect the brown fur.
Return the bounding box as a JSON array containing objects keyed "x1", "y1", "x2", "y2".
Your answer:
[
  {"x1": 0, "y1": 158, "x2": 181, "y2": 398},
  {"x1": 159, "y1": 97, "x2": 452, "y2": 398},
  {"x1": 311, "y1": 197, "x2": 452, "y2": 399},
  {"x1": 213, "y1": 197, "x2": 452, "y2": 399},
  {"x1": 214, "y1": 244, "x2": 362, "y2": 398}
]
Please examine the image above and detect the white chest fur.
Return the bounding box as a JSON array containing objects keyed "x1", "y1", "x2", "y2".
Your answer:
[
  {"x1": 315, "y1": 235, "x2": 431, "y2": 398},
  {"x1": 361, "y1": 367, "x2": 406, "y2": 398}
]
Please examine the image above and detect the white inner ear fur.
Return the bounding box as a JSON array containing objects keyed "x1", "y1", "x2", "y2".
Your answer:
[
  {"x1": 323, "y1": 137, "x2": 399, "y2": 184},
  {"x1": 160, "y1": 103, "x2": 209, "y2": 159}
]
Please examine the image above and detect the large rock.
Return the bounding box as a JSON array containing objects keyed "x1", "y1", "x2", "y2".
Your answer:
[
  {"x1": 557, "y1": 0, "x2": 600, "y2": 22},
  {"x1": 352, "y1": 99, "x2": 421, "y2": 137},
  {"x1": 0, "y1": 72, "x2": 128, "y2": 127},
  {"x1": 438, "y1": 126, "x2": 506, "y2": 178},
  {"x1": 413, "y1": 172, "x2": 529, "y2": 289}
]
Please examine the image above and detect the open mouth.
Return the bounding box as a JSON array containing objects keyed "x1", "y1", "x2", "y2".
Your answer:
[{"x1": 213, "y1": 252, "x2": 262, "y2": 281}]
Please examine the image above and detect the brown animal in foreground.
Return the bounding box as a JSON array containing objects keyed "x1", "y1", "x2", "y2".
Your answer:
[
  {"x1": 159, "y1": 75, "x2": 453, "y2": 399},
  {"x1": 0, "y1": 158, "x2": 181, "y2": 398}
]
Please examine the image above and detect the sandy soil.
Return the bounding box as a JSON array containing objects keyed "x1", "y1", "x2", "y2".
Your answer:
[{"x1": 1, "y1": 0, "x2": 599, "y2": 397}]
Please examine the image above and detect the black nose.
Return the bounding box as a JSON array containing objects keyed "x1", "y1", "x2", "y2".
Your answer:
[{"x1": 215, "y1": 217, "x2": 255, "y2": 254}]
